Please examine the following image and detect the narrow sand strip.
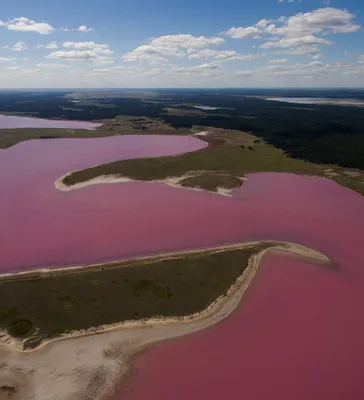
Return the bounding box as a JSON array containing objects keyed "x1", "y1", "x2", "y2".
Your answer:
[
  {"x1": 0, "y1": 242, "x2": 330, "y2": 400},
  {"x1": 55, "y1": 170, "x2": 245, "y2": 197}
]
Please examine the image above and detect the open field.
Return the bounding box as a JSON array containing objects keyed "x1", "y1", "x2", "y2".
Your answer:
[{"x1": 62, "y1": 128, "x2": 364, "y2": 196}]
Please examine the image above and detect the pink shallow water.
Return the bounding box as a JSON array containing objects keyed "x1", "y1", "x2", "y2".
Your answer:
[
  {"x1": 0, "y1": 114, "x2": 102, "y2": 129},
  {"x1": 123, "y1": 253, "x2": 364, "y2": 400},
  {"x1": 2, "y1": 135, "x2": 361, "y2": 272},
  {"x1": 2, "y1": 134, "x2": 364, "y2": 399}
]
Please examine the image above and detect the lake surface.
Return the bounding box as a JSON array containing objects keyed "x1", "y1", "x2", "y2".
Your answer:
[
  {"x1": 193, "y1": 105, "x2": 230, "y2": 111},
  {"x1": 266, "y1": 97, "x2": 321, "y2": 104},
  {"x1": 2, "y1": 134, "x2": 364, "y2": 399},
  {"x1": 115, "y1": 174, "x2": 364, "y2": 400},
  {"x1": 0, "y1": 114, "x2": 102, "y2": 129}
]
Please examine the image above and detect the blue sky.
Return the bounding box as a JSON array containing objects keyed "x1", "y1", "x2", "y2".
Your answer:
[{"x1": 0, "y1": 0, "x2": 363, "y2": 88}]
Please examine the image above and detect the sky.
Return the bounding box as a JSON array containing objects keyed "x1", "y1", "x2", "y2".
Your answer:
[{"x1": 0, "y1": 0, "x2": 363, "y2": 88}]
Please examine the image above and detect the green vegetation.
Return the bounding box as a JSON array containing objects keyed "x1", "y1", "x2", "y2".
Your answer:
[
  {"x1": 0, "y1": 116, "x2": 185, "y2": 149},
  {"x1": 180, "y1": 173, "x2": 243, "y2": 192},
  {"x1": 0, "y1": 245, "x2": 268, "y2": 349},
  {"x1": 3, "y1": 90, "x2": 364, "y2": 171},
  {"x1": 62, "y1": 130, "x2": 364, "y2": 195}
]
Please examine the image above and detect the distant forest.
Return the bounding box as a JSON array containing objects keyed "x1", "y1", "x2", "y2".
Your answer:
[{"x1": 1, "y1": 89, "x2": 364, "y2": 170}]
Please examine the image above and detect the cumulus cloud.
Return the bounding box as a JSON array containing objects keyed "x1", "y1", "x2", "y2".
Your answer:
[
  {"x1": 238, "y1": 61, "x2": 360, "y2": 78},
  {"x1": 277, "y1": 7, "x2": 360, "y2": 36},
  {"x1": 222, "y1": 26, "x2": 261, "y2": 39},
  {"x1": 46, "y1": 50, "x2": 98, "y2": 60},
  {"x1": 261, "y1": 35, "x2": 332, "y2": 49},
  {"x1": 0, "y1": 17, "x2": 54, "y2": 34},
  {"x1": 187, "y1": 49, "x2": 256, "y2": 61},
  {"x1": 78, "y1": 25, "x2": 93, "y2": 32},
  {"x1": 236, "y1": 70, "x2": 254, "y2": 76},
  {"x1": 169, "y1": 62, "x2": 220, "y2": 76},
  {"x1": 269, "y1": 58, "x2": 288, "y2": 64},
  {"x1": 46, "y1": 42, "x2": 114, "y2": 63},
  {"x1": 36, "y1": 63, "x2": 71, "y2": 68},
  {"x1": 222, "y1": 7, "x2": 360, "y2": 57},
  {"x1": 62, "y1": 41, "x2": 113, "y2": 55},
  {"x1": 4, "y1": 41, "x2": 28, "y2": 51},
  {"x1": 37, "y1": 42, "x2": 58, "y2": 49},
  {"x1": 0, "y1": 57, "x2": 15, "y2": 62},
  {"x1": 123, "y1": 34, "x2": 224, "y2": 63}
]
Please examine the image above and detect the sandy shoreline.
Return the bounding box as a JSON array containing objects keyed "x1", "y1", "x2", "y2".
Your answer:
[
  {"x1": 0, "y1": 241, "x2": 330, "y2": 400},
  {"x1": 55, "y1": 169, "x2": 245, "y2": 197}
]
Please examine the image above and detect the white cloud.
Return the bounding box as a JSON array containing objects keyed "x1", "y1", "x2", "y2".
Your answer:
[
  {"x1": 273, "y1": 46, "x2": 321, "y2": 56},
  {"x1": 47, "y1": 50, "x2": 100, "y2": 60},
  {"x1": 123, "y1": 34, "x2": 224, "y2": 63},
  {"x1": 255, "y1": 19, "x2": 271, "y2": 29},
  {"x1": 4, "y1": 41, "x2": 28, "y2": 51},
  {"x1": 187, "y1": 49, "x2": 256, "y2": 61},
  {"x1": 261, "y1": 35, "x2": 332, "y2": 48},
  {"x1": 36, "y1": 63, "x2": 71, "y2": 68},
  {"x1": 62, "y1": 41, "x2": 113, "y2": 55},
  {"x1": 311, "y1": 53, "x2": 323, "y2": 60},
  {"x1": 236, "y1": 70, "x2": 254, "y2": 76},
  {"x1": 359, "y1": 55, "x2": 364, "y2": 64},
  {"x1": 269, "y1": 58, "x2": 288, "y2": 64},
  {"x1": 78, "y1": 25, "x2": 93, "y2": 32},
  {"x1": 222, "y1": 26, "x2": 261, "y2": 39},
  {"x1": 222, "y1": 8, "x2": 360, "y2": 59},
  {"x1": 47, "y1": 42, "x2": 114, "y2": 62},
  {"x1": 37, "y1": 42, "x2": 58, "y2": 49},
  {"x1": 266, "y1": 7, "x2": 360, "y2": 38},
  {"x1": 0, "y1": 57, "x2": 15, "y2": 62},
  {"x1": 0, "y1": 17, "x2": 54, "y2": 34},
  {"x1": 46, "y1": 42, "x2": 58, "y2": 49},
  {"x1": 169, "y1": 62, "x2": 220, "y2": 76}
]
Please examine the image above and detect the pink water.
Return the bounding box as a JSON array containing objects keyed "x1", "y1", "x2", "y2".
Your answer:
[
  {"x1": 123, "y1": 253, "x2": 364, "y2": 400},
  {"x1": 2, "y1": 134, "x2": 364, "y2": 399},
  {"x1": 0, "y1": 114, "x2": 102, "y2": 129}
]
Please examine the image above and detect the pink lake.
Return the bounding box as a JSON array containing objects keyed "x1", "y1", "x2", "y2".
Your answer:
[
  {"x1": 0, "y1": 114, "x2": 102, "y2": 129},
  {"x1": 2, "y1": 134, "x2": 364, "y2": 399}
]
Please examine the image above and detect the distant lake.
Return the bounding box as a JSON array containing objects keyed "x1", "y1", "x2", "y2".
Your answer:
[
  {"x1": 266, "y1": 97, "x2": 319, "y2": 104},
  {"x1": 194, "y1": 105, "x2": 231, "y2": 111},
  {"x1": 0, "y1": 114, "x2": 102, "y2": 130},
  {"x1": 266, "y1": 97, "x2": 364, "y2": 107}
]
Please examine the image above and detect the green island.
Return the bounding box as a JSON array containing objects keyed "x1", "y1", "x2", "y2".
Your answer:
[
  {"x1": 62, "y1": 128, "x2": 364, "y2": 196},
  {"x1": 0, "y1": 244, "x2": 270, "y2": 349}
]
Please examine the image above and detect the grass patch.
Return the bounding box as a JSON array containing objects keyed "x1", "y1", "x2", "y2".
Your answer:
[
  {"x1": 0, "y1": 116, "x2": 186, "y2": 149},
  {"x1": 0, "y1": 245, "x2": 267, "y2": 349},
  {"x1": 180, "y1": 173, "x2": 243, "y2": 192},
  {"x1": 62, "y1": 130, "x2": 364, "y2": 195}
]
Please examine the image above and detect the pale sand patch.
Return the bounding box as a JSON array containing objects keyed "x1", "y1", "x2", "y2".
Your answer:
[
  {"x1": 55, "y1": 173, "x2": 132, "y2": 191},
  {"x1": 0, "y1": 242, "x2": 330, "y2": 400},
  {"x1": 343, "y1": 170, "x2": 362, "y2": 178},
  {"x1": 55, "y1": 170, "x2": 245, "y2": 197},
  {"x1": 194, "y1": 131, "x2": 212, "y2": 136}
]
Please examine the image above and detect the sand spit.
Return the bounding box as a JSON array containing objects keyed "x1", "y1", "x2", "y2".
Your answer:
[
  {"x1": 55, "y1": 173, "x2": 133, "y2": 191},
  {"x1": 0, "y1": 242, "x2": 329, "y2": 400},
  {"x1": 55, "y1": 170, "x2": 245, "y2": 197}
]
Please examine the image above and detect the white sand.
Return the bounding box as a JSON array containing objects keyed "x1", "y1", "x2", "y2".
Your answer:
[
  {"x1": 55, "y1": 170, "x2": 245, "y2": 197},
  {"x1": 0, "y1": 242, "x2": 329, "y2": 400},
  {"x1": 194, "y1": 131, "x2": 211, "y2": 136}
]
